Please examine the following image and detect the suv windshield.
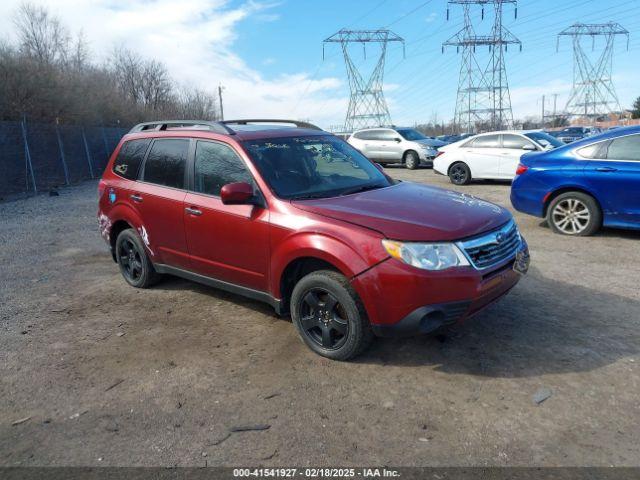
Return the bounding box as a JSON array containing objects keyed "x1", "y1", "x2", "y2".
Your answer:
[
  {"x1": 396, "y1": 129, "x2": 427, "y2": 141},
  {"x1": 524, "y1": 131, "x2": 564, "y2": 149},
  {"x1": 242, "y1": 135, "x2": 392, "y2": 200}
]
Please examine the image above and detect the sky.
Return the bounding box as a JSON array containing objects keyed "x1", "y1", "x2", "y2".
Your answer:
[{"x1": 0, "y1": 0, "x2": 638, "y2": 129}]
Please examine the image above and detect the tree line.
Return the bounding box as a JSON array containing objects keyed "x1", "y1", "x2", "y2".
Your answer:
[{"x1": 0, "y1": 2, "x2": 220, "y2": 127}]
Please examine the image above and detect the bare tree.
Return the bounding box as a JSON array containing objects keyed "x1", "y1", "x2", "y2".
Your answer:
[{"x1": 14, "y1": 2, "x2": 70, "y2": 65}]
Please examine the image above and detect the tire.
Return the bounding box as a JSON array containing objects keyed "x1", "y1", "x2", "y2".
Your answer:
[
  {"x1": 449, "y1": 162, "x2": 471, "y2": 185},
  {"x1": 290, "y1": 270, "x2": 374, "y2": 361},
  {"x1": 547, "y1": 192, "x2": 601, "y2": 236},
  {"x1": 404, "y1": 151, "x2": 420, "y2": 170},
  {"x1": 115, "y1": 228, "x2": 161, "y2": 288}
]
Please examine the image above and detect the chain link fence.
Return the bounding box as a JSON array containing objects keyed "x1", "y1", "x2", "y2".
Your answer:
[{"x1": 0, "y1": 120, "x2": 130, "y2": 198}]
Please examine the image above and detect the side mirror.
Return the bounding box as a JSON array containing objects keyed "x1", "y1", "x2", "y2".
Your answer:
[
  {"x1": 522, "y1": 144, "x2": 536, "y2": 151},
  {"x1": 220, "y1": 182, "x2": 255, "y2": 205}
]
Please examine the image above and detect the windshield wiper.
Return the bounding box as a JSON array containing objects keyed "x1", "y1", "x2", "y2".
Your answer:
[
  {"x1": 339, "y1": 183, "x2": 386, "y2": 196},
  {"x1": 290, "y1": 193, "x2": 330, "y2": 200}
]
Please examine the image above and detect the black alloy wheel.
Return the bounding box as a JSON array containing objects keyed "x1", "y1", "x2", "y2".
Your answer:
[
  {"x1": 449, "y1": 162, "x2": 471, "y2": 185},
  {"x1": 299, "y1": 288, "x2": 349, "y2": 350}
]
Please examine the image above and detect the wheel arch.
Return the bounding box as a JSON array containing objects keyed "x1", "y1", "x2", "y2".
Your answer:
[
  {"x1": 271, "y1": 234, "x2": 372, "y2": 313},
  {"x1": 403, "y1": 149, "x2": 418, "y2": 162},
  {"x1": 543, "y1": 186, "x2": 602, "y2": 218}
]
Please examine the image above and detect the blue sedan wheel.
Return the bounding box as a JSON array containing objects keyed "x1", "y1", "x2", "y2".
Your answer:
[{"x1": 547, "y1": 192, "x2": 601, "y2": 236}]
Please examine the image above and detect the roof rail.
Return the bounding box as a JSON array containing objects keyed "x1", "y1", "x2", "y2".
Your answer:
[
  {"x1": 129, "y1": 120, "x2": 235, "y2": 135},
  {"x1": 221, "y1": 119, "x2": 323, "y2": 131}
]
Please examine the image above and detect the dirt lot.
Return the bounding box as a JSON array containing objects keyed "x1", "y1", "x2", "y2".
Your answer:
[{"x1": 1, "y1": 169, "x2": 639, "y2": 467}]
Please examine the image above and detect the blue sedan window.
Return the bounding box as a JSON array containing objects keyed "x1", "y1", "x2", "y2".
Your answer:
[{"x1": 606, "y1": 135, "x2": 640, "y2": 161}]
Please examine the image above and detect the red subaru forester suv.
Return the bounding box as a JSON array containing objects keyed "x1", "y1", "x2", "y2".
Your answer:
[{"x1": 98, "y1": 119, "x2": 529, "y2": 360}]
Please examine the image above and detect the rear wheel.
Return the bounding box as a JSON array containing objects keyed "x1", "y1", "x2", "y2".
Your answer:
[
  {"x1": 547, "y1": 192, "x2": 601, "y2": 236},
  {"x1": 115, "y1": 228, "x2": 160, "y2": 288},
  {"x1": 404, "y1": 151, "x2": 420, "y2": 170},
  {"x1": 449, "y1": 162, "x2": 471, "y2": 185},
  {"x1": 290, "y1": 270, "x2": 373, "y2": 361}
]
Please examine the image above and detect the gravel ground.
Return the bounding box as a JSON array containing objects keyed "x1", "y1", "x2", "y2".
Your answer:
[{"x1": 1, "y1": 169, "x2": 639, "y2": 467}]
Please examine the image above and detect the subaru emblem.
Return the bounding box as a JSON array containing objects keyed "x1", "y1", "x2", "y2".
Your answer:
[{"x1": 495, "y1": 232, "x2": 505, "y2": 244}]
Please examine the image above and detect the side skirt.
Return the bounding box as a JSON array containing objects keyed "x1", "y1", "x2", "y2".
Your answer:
[{"x1": 154, "y1": 264, "x2": 284, "y2": 315}]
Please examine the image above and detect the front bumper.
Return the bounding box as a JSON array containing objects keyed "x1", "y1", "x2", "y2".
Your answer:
[{"x1": 352, "y1": 240, "x2": 528, "y2": 337}]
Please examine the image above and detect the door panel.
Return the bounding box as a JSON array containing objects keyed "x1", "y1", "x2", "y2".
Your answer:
[
  {"x1": 134, "y1": 138, "x2": 191, "y2": 269},
  {"x1": 462, "y1": 135, "x2": 502, "y2": 178},
  {"x1": 184, "y1": 140, "x2": 270, "y2": 291},
  {"x1": 581, "y1": 134, "x2": 640, "y2": 225},
  {"x1": 500, "y1": 134, "x2": 535, "y2": 178},
  {"x1": 184, "y1": 194, "x2": 270, "y2": 291},
  {"x1": 133, "y1": 183, "x2": 190, "y2": 268}
]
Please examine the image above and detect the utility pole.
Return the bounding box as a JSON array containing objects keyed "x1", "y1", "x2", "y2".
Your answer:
[
  {"x1": 443, "y1": 0, "x2": 521, "y2": 132},
  {"x1": 323, "y1": 29, "x2": 405, "y2": 132},
  {"x1": 541, "y1": 94, "x2": 546, "y2": 126},
  {"x1": 558, "y1": 22, "x2": 629, "y2": 122},
  {"x1": 218, "y1": 83, "x2": 225, "y2": 121},
  {"x1": 552, "y1": 93, "x2": 558, "y2": 125}
]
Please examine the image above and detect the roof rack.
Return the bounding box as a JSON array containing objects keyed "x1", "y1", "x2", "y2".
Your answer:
[
  {"x1": 221, "y1": 119, "x2": 323, "y2": 131},
  {"x1": 129, "y1": 120, "x2": 234, "y2": 135},
  {"x1": 128, "y1": 119, "x2": 324, "y2": 135}
]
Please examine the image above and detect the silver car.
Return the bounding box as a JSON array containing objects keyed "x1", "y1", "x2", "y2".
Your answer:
[{"x1": 347, "y1": 127, "x2": 441, "y2": 169}]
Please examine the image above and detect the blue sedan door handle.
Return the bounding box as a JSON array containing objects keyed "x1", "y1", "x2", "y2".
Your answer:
[{"x1": 595, "y1": 166, "x2": 617, "y2": 172}]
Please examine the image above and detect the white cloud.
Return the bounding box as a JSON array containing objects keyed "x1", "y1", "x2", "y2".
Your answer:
[
  {"x1": 0, "y1": 0, "x2": 345, "y2": 127},
  {"x1": 509, "y1": 79, "x2": 573, "y2": 119}
]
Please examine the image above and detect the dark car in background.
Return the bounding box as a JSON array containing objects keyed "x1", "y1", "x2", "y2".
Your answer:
[{"x1": 549, "y1": 126, "x2": 600, "y2": 144}]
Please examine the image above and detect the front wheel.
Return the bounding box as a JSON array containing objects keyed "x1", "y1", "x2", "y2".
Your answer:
[
  {"x1": 404, "y1": 151, "x2": 419, "y2": 170},
  {"x1": 290, "y1": 270, "x2": 374, "y2": 361},
  {"x1": 547, "y1": 192, "x2": 601, "y2": 236}
]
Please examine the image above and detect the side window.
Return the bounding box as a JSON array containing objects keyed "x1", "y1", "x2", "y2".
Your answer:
[
  {"x1": 368, "y1": 129, "x2": 396, "y2": 141},
  {"x1": 353, "y1": 131, "x2": 368, "y2": 140},
  {"x1": 605, "y1": 135, "x2": 640, "y2": 161},
  {"x1": 469, "y1": 135, "x2": 500, "y2": 148},
  {"x1": 380, "y1": 130, "x2": 399, "y2": 141},
  {"x1": 502, "y1": 134, "x2": 535, "y2": 150},
  {"x1": 577, "y1": 142, "x2": 608, "y2": 159},
  {"x1": 142, "y1": 139, "x2": 189, "y2": 189},
  {"x1": 112, "y1": 139, "x2": 151, "y2": 180},
  {"x1": 194, "y1": 141, "x2": 253, "y2": 196}
]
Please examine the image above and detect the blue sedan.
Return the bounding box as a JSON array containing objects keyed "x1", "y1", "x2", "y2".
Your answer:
[{"x1": 511, "y1": 126, "x2": 640, "y2": 235}]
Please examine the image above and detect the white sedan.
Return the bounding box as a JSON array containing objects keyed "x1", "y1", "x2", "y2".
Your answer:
[{"x1": 433, "y1": 130, "x2": 563, "y2": 185}]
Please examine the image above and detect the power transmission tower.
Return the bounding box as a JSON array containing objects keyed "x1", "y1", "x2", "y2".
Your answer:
[
  {"x1": 443, "y1": 0, "x2": 521, "y2": 132},
  {"x1": 557, "y1": 23, "x2": 629, "y2": 121},
  {"x1": 323, "y1": 29, "x2": 404, "y2": 133}
]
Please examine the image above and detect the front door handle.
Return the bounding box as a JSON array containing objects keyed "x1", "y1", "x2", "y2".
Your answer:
[
  {"x1": 130, "y1": 194, "x2": 143, "y2": 203},
  {"x1": 185, "y1": 207, "x2": 202, "y2": 216},
  {"x1": 596, "y1": 166, "x2": 617, "y2": 172}
]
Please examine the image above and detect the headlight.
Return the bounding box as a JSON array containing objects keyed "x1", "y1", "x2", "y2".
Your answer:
[
  {"x1": 418, "y1": 144, "x2": 433, "y2": 150},
  {"x1": 382, "y1": 240, "x2": 470, "y2": 271}
]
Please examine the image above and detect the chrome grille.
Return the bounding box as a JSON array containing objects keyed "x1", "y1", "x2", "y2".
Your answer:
[{"x1": 459, "y1": 220, "x2": 521, "y2": 270}]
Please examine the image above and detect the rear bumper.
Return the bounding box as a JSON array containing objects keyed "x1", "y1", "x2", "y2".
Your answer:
[
  {"x1": 353, "y1": 241, "x2": 528, "y2": 337},
  {"x1": 510, "y1": 177, "x2": 546, "y2": 217}
]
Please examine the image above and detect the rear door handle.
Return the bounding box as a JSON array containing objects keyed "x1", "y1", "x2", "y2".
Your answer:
[
  {"x1": 130, "y1": 194, "x2": 143, "y2": 203},
  {"x1": 185, "y1": 207, "x2": 202, "y2": 216},
  {"x1": 596, "y1": 167, "x2": 617, "y2": 172}
]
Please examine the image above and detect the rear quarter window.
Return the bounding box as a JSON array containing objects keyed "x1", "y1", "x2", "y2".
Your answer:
[{"x1": 112, "y1": 139, "x2": 151, "y2": 180}]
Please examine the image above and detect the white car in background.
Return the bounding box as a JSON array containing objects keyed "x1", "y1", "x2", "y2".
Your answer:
[
  {"x1": 433, "y1": 130, "x2": 564, "y2": 185},
  {"x1": 347, "y1": 127, "x2": 441, "y2": 169}
]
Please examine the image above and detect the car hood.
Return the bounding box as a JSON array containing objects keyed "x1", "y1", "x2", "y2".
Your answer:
[
  {"x1": 291, "y1": 182, "x2": 511, "y2": 241},
  {"x1": 415, "y1": 138, "x2": 446, "y2": 148}
]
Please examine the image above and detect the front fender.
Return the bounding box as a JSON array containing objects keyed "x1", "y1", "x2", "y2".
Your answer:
[{"x1": 270, "y1": 232, "x2": 372, "y2": 299}]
